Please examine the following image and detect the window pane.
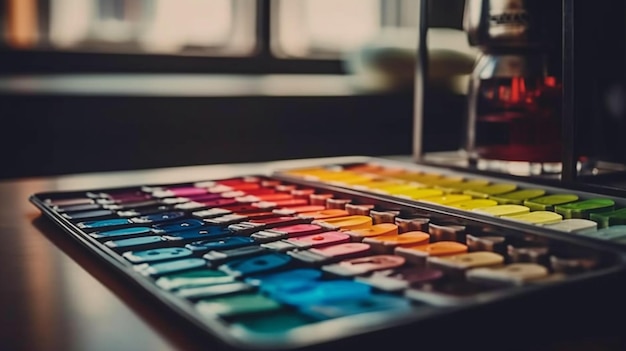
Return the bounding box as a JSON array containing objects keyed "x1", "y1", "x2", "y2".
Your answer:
[
  {"x1": 273, "y1": 0, "x2": 382, "y2": 58},
  {"x1": 12, "y1": 0, "x2": 256, "y2": 56},
  {"x1": 5, "y1": 0, "x2": 40, "y2": 48},
  {"x1": 136, "y1": 0, "x2": 233, "y2": 52}
]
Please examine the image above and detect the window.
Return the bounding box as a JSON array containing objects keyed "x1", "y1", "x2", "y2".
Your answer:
[
  {"x1": 273, "y1": 0, "x2": 381, "y2": 58},
  {"x1": 273, "y1": 0, "x2": 418, "y2": 58},
  {"x1": 4, "y1": 0, "x2": 256, "y2": 55},
  {"x1": 1, "y1": 0, "x2": 425, "y2": 73}
]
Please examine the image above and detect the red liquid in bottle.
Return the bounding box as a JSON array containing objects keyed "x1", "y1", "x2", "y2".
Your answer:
[{"x1": 472, "y1": 76, "x2": 562, "y2": 163}]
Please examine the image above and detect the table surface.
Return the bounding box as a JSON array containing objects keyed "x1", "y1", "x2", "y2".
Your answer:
[{"x1": 3, "y1": 156, "x2": 626, "y2": 351}]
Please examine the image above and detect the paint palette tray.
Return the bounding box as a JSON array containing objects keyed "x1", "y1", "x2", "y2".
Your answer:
[
  {"x1": 274, "y1": 157, "x2": 626, "y2": 249},
  {"x1": 30, "y1": 158, "x2": 626, "y2": 351}
]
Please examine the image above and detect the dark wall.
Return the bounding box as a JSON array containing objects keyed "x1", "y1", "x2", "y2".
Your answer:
[{"x1": 0, "y1": 92, "x2": 415, "y2": 179}]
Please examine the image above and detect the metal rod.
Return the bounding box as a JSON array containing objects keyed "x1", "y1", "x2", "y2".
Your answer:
[
  {"x1": 561, "y1": 0, "x2": 577, "y2": 182},
  {"x1": 412, "y1": 0, "x2": 429, "y2": 162}
]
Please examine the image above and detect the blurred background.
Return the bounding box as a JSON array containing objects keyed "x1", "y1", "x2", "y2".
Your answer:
[{"x1": 0, "y1": 0, "x2": 474, "y2": 179}]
